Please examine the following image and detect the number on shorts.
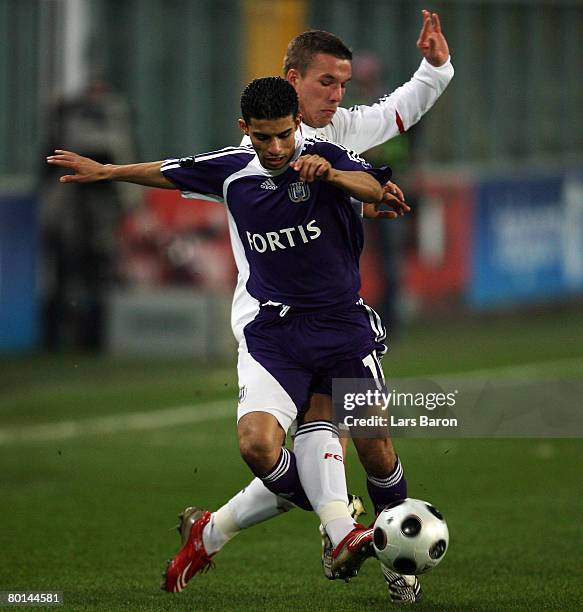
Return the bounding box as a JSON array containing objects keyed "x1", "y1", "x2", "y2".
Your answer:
[{"x1": 362, "y1": 352, "x2": 385, "y2": 390}]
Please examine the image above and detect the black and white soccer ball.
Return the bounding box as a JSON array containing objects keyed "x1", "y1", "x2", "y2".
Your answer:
[{"x1": 373, "y1": 498, "x2": 449, "y2": 575}]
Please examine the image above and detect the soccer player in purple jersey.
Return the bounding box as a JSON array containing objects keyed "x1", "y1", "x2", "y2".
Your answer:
[
  {"x1": 47, "y1": 76, "x2": 399, "y2": 593},
  {"x1": 230, "y1": 9, "x2": 451, "y2": 603}
]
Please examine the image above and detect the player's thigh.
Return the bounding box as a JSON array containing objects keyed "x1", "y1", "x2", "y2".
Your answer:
[{"x1": 237, "y1": 337, "x2": 311, "y2": 436}]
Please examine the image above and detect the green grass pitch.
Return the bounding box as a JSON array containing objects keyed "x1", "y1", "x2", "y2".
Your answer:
[{"x1": 1, "y1": 310, "x2": 582, "y2": 610}]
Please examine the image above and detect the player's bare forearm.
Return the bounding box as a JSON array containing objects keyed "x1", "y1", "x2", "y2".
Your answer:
[
  {"x1": 325, "y1": 169, "x2": 383, "y2": 204},
  {"x1": 46, "y1": 149, "x2": 174, "y2": 189},
  {"x1": 290, "y1": 154, "x2": 382, "y2": 202},
  {"x1": 106, "y1": 162, "x2": 174, "y2": 188}
]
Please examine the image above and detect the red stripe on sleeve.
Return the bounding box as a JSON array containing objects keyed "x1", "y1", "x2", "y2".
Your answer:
[{"x1": 395, "y1": 111, "x2": 405, "y2": 134}]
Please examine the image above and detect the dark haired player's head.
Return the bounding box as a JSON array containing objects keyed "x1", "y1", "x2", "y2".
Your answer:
[
  {"x1": 239, "y1": 77, "x2": 301, "y2": 171},
  {"x1": 282, "y1": 31, "x2": 353, "y2": 129},
  {"x1": 240, "y1": 76, "x2": 299, "y2": 124},
  {"x1": 283, "y1": 30, "x2": 352, "y2": 76}
]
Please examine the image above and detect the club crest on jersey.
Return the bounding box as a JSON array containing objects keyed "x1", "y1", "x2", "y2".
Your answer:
[
  {"x1": 288, "y1": 181, "x2": 310, "y2": 203},
  {"x1": 238, "y1": 386, "x2": 247, "y2": 404}
]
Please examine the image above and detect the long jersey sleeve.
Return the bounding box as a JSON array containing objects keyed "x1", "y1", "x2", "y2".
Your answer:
[{"x1": 301, "y1": 58, "x2": 454, "y2": 154}]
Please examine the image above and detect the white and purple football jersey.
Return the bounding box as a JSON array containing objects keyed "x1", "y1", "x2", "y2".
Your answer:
[
  {"x1": 229, "y1": 58, "x2": 454, "y2": 340},
  {"x1": 161, "y1": 134, "x2": 391, "y2": 327}
]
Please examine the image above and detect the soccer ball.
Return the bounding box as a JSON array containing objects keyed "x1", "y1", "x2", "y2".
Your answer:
[{"x1": 373, "y1": 498, "x2": 449, "y2": 575}]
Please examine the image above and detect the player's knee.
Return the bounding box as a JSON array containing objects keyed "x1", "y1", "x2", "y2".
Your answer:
[{"x1": 238, "y1": 431, "x2": 280, "y2": 475}]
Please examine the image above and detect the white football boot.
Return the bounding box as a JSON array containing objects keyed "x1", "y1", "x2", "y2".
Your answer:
[{"x1": 381, "y1": 564, "x2": 423, "y2": 605}]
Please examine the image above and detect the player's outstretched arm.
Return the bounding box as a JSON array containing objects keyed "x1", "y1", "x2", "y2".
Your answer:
[
  {"x1": 335, "y1": 10, "x2": 453, "y2": 154},
  {"x1": 46, "y1": 149, "x2": 175, "y2": 189},
  {"x1": 291, "y1": 154, "x2": 383, "y2": 203}
]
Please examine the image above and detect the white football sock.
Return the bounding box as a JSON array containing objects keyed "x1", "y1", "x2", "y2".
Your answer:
[
  {"x1": 325, "y1": 515, "x2": 358, "y2": 548},
  {"x1": 294, "y1": 421, "x2": 354, "y2": 547},
  {"x1": 202, "y1": 505, "x2": 237, "y2": 554},
  {"x1": 228, "y1": 477, "x2": 295, "y2": 527},
  {"x1": 202, "y1": 478, "x2": 294, "y2": 554}
]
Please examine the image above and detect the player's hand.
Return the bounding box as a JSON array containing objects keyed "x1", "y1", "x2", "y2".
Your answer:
[
  {"x1": 417, "y1": 9, "x2": 450, "y2": 67},
  {"x1": 363, "y1": 181, "x2": 410, "y2": 220},
  {"x1": 46, "y1": 149, "x2": 108, "y2": 183},
  {"x1": 290, "y1": 155, "x2": 332, "y2": 182}
]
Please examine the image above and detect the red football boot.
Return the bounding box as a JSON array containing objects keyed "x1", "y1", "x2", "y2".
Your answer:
[
  {"x1": 163, "y1": 508, "x2": 214, "y2": 593},
  {"x1": 327, "y1": 523, "x2": 375, "y2": 581}
]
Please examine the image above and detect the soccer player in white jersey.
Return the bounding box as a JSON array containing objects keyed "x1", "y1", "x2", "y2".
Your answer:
[{"x1": 48, "y1": 76, "x2": 398, "y2": 593}]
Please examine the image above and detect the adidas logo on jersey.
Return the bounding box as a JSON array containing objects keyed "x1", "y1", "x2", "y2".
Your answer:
[{"x1": 260, "y1": 178, "x2": 277, "y2": 190}]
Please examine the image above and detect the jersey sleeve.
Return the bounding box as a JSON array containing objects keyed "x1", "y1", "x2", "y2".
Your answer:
[
  {"x1": 331, "y1": 57, "x2": 454, "y2": 154},
  {"x1": 315, "y1": 140, "x2": 393, "y2": 186},
  {"x1": 161, "y1": 149, "x2": 242, "y2": 202}
]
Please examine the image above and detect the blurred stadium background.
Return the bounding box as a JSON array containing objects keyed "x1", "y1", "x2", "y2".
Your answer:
[
  {"x1": 2, "y1": 0, "x2": 583, "y2": 354},
  {"x1": 0, "y1": 0, "x2": 583, "y2": 356},
  {"x1": 1, "y1": 1, "x2": 582, "y2": 610}
]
